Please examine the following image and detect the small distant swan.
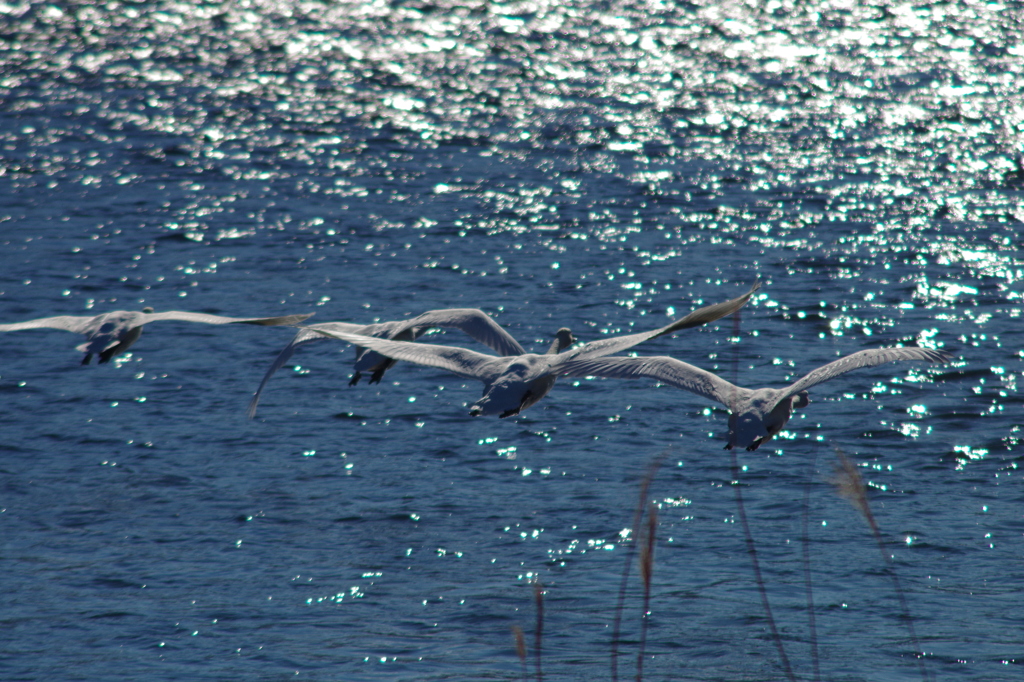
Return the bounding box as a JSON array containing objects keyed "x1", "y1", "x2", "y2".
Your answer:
[
  {"x1": 246, "y1": 307, "x2": 528, "y2": 418},
  {"x1": 308, "y1": 283, "x2": 760, "y2": 418},
  {"x1": 556, "y1": 347, "x2": 953, "y2": 450},
  {"x1": 0, "y1": 308, "x2": 313, "y2": 364}
]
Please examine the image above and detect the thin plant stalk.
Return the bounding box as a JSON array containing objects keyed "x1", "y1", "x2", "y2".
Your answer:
[
  {"x1": 728, "y1": 306, "x2": 796, "y2": 682},
  {"x1": 801, "y1": 470, "x2": 821, "y2": 682},
  {"x1": 730, "y1": 449, "x2": 797, "y2": 682},
  {"x1": 834, "y1": 449, "x2": 931, "y2": 682},
  {"x1": 533, "y1": 580, "x2": 544, "y2": 682},
  {"x1": 636, "y1": 501, "x2": 658, "y2": 682},
  {"x1": 611, "y1": 454, "x2": 665, "y2": 682}
]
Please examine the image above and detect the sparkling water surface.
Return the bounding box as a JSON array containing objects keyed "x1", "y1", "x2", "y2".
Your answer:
[{"x1": 1, "y1": 1, "x2": 1022, "y2": 680}]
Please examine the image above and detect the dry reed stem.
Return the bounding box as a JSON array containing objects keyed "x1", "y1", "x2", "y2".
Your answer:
[
  {"x1": 730, "y1": 449, "x2": 797, "y2": 682},
  {"x1": 801, "y1": 472, "x2": 821, "y2": 682},
  {"x1": 610, "y1": 454, "x2": 665, "y2": 682},
  {"x1": 533, "y1": 580, "x2": 544, "y2": 682},
  {"x1": 832, "y1": 448, "x2": 931, "y2": 682},
  {"x1": 636, "y1": 501, "x2": 658, "y2": 682},
  {"x1": 726, "y1": 302, "x2": 796, "y2": 681}
]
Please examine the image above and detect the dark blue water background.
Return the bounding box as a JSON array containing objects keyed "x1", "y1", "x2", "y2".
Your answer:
[{"x1": 1, "y1": 1, "x2": 1022, "y2": 680}]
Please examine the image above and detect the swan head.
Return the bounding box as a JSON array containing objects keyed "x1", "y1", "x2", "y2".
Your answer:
[{"x1": 547, "y1": 327, "x2": 576, "y2": 354}]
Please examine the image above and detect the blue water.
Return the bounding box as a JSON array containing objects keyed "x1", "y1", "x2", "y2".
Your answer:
[{"x1": 1, "y1": 1, "x2": 1022, "y2": 680}]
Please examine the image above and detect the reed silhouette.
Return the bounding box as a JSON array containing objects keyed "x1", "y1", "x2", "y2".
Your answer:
[
  {"x1": 610, "y1": 455, "x2": 664, "y2": 682},
  {"x1": 833, "y1": 448, "x2": 932, "y2": 682},
  {"x1": 533, "y1": 580, "x2": 545, "y2": 682},
  {"x1": 512, "y1": 625, "x2": 528, "y2": 680},
  {"x1": 730, "y1": 447, "x2": 797, "y2": 682},
  {"x1": 727, "y1": 300, "x2": 797, "y2": 682},
  {"x1": 508, "y1": 449, "x2": 935, "y2": 682},
  {"x1": 801, "y1": 470, "x2": 822, "y2": 682},
  {"x1": 510, "y1": 291, "x2": 936, "y2": 682},
  {"x1": 636, "y1": 500, "x2": 658, "y2": 682}
]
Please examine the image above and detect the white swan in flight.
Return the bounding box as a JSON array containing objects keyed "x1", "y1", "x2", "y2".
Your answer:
[
  {"x1": 556, "y1": 347, "x2": 953, "y2": 450},
  {"x1": 246, "y1": 307, "x2": 528, "y2": 418},
  {"x1": 0, "y1": 308, "x2": 312, "y2": 364},
  {"x1": 307, "y1": 282, "x2": 760, "y2": 418}
]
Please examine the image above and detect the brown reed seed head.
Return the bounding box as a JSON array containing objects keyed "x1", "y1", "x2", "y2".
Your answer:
[
  {"x1": 639, "y1": 503, "x2": 658, "y2": 588},
  {"x1": 511, "y1": 625, "x2": 527, "y2": 662},
  {"x1": 832, "y1": 449, "x2": 870, "y2": 520}
]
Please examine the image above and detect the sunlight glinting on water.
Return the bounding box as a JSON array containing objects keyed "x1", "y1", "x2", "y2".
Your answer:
[{"x1": 1, "y1": 0, "x2": 1022, "y2": 679}]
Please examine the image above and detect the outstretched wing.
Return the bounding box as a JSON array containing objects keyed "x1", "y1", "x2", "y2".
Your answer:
[
  {"x1": 0, "y1": 315, "x2": 98, "y2": 334},
  {"x1": 247, "y1": 312, "x2": 523, "y2": 418},
  {"x1": 246, "y1": 322, "x2": 374, "y2": 419},
  {"x1": 555, "y1": 281, "x2": 760, "y2": 364},
  {"x1": 556, "y1": 355, "x2": 741, "y2": 408},
  {"x1": 305, "y1": 328, "x2": 509, "y2": 382},
  {"x1": 142, "y1": 311, "x2": 312, "y2": 326},
  {"x1": 773, "y1": 347, "x2": 953, "y2": 408},
  {"x1": 299, "y1": 321, "x2": 379, "y2": 342},
  {"x1": 392, "y1": 308, "x2": 527, "y2": 356},
  {"x1": 651, "y1": 280, "x2": 760, "y2": 337}
]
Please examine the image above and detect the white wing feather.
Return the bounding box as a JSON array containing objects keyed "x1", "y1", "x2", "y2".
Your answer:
[
  {"x1": 556, "y1": 355, "x2": 741, "y2": 407},
  {"x1": 246, "y1": 310, "x2": 523, "y2": 418},
  {"x1": 394, "y1": 308, "x2": 526, "y2": 356},
  {"x1": 559, "y1": 281, "x2": 760, "y2": 363},
  {"x1": 0, "y1": 315, "x2": 101, "y2": 334},
  {"x1": 773, "y1": 347, "x2": 953, "y2": 408},
  {"x1": 306, "y1": 329, "x2": 509, "y2": 382},
  {"x1": 141, "y1": 311, "x2": 312, "y2": 326}
]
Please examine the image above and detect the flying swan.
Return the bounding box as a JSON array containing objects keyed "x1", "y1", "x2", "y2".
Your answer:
[
  {"x1": 246, "y1": 307, "x2": 529, "y2": 418},
  {"x1": 555, "y1": 346, "x2": 953, "y2": 450},
  {"x1": 0, "y1": 308, "x2": 313, "y2": 364},
  {"x1": 307, "y1": 282, "x2": 760, "y2": 418}
]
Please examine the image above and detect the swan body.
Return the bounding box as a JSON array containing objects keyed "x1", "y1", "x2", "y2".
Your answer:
[
  {"x1": 246, "y1": 308, "x2": 528, "y2": 418},
  {"x1": 0, "y1": 308, "x2": 312, "y2": 364},
  {"x1": 556, "y1": 346, "x2": 952, "y2": 449},
  {"x1": 308, "y1": 283, "x2": 760, "y2": 417}
]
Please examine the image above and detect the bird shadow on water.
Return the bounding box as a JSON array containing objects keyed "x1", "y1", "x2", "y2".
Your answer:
[{"x1": 508, "y1": 447, "x2": 935, "y2": 682}]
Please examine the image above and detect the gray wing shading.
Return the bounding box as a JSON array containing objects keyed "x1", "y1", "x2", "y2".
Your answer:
[
  {"x1": 393, "y1": 308, "x2": 527, "y2": 356},
  {"x1": 651, "y1": 280, "x2": 760, "y2": 337},
  {"x1": 0, "y1": 315, "x2": 99, "y2": 334},
  {"x1": 246, "y1": 311, "x2": 523, "y2": 418},
  {"x1": 773, "y1": 347, "x2": 954, "y2": 408},
  {"x1": 556, "y1": 355, "x2": 741, "y2": 408},
  {"x1": 246, "y1": 322, "x2": 372, "y2": 419},
  {"x1": 297, "y1": 321, "x2": 378, "y2": 343},
  {"x1": 556, "y1": 281, "x2": 760, "y2": 363},
  {"x1": 306, "y1": 328, "x2": 509, "y2": 382},
  {"x1": 141, "y1": 311, "x2": 313, "y2": 326}
]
